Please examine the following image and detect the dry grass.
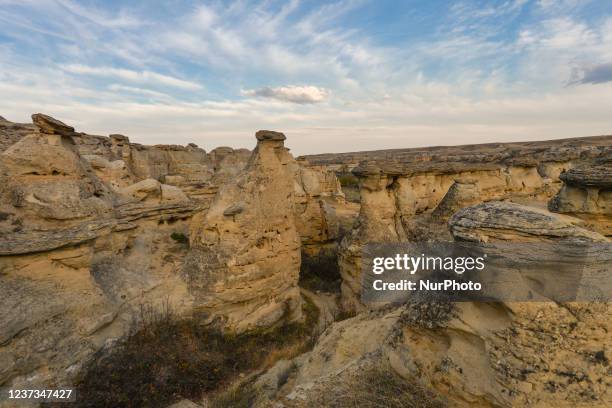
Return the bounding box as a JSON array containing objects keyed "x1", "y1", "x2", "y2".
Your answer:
[
  {"x1": 70, "y1": 299, "x2": 319, "y2": 408},
  {"x1": 209, "y1": 383, "x2": 260, "y2": 408},
  {"x1": 315, "y1": 363, "x2": 446, "y2": 408}
]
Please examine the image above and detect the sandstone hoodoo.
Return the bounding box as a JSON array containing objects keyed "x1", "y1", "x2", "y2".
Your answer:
[{"x1": 186, "y1": 130, "x2": 303, "y2": 333}]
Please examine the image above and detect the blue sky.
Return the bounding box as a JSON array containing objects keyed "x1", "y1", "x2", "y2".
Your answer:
[{"x1": 1, "y1": 0, "x2": 611, "y2": 154}]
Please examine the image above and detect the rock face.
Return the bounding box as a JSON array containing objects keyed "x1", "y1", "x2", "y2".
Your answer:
[
  {"x1": 186, "y1": 131, "x2": 303, "y2": 332},
  {"x1": 0, "y1": 115, "x2": 350, "y2": 393},
  {"x1": 337, "y1": 137, "x2": 612, "y2": 311},
  {"x1": 0, "y1": 117, "x2": 35, "y2": 152},
  {"x1": 271, "y1": 299, "x2": 611, "y2": 407},
  {"x1": 264, "y1": 198, "x2": 611, "y2": 408},
  {"x1": 1, "y1": 128, "x2": 114, "y2": 229},
  {"x1": 431, "y1": 180, "x2": 481, "y2": 220},
  {"x1": 0, "y1": 115, "x2": 201, "y2": 391},
  {"x1": 548, "y1": 165, "x2": 612, "y2": 236},
  {"x1": 1, "y1": 115, "x2": 340, "y2": 390}
]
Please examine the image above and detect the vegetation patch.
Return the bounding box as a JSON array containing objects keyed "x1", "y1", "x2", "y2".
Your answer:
[
  {"x1": 209, "y1": 382, "x2": 260, "y2": 408},
  {"x1": 299, "y1": 248, "x2": 341, "y2": 293},
  {"x1": 170, "y1": 231, "x2": 189, "y2": 245},
  {"x1": 337, "y1": 173, "x2": 359, "y2": 187},
  {"x1": 399, "y1": 297, "x2": 456, "y2": 329},
  {"x1": 337, "y1": 172, "x2": 361, "y2": 203},
  {"x1": 316, "y1": 363, "x2": 446, "y2": 408},
  {"x1": 71, "y1": 300, "x2": 318, "y2": 408}
]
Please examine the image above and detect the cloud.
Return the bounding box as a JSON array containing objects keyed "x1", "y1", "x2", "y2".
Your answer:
[
  {"x1": 108, "y1": 84, "x2": 172, "y2": 100},
  {"x1": 241, "y1": 85, "x2": 330, "y2": 104},
  {"x1": 571, "y1": 62, "x2": 612, "y2": 84},
  {"x1": 60, "y1": 64, "x2": 202, "y2": 90},
  {"x1": 1, "y1": 0, "x2": 612, "y2": 155}
]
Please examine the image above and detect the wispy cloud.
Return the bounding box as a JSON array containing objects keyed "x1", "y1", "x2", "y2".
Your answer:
[
  {"x1": 0, "y1": 0, "x2": 611, "y2": 154},
  {"x1": 60, "y1": 64, "x2": 202, "y2": 90},
  {"x1": 107, "y1": 84, "x2": 173, "y2": 100}
]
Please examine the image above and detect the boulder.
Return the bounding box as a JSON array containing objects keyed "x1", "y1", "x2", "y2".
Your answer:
[
  {"x1": 161, "y1": 184, "x2": 189, "y2": 203},
  {"x1": 560, "y1": 166, "x2": 612, "y2": 189},
  {"x1": 118, "y1": 178, "x2": 162, "y2": 202},
  {"x1": 31, "y1": 113, "x2": 74, "y2": 136},
  {"x1": 549, "y1": 166, "x2": 611, "y2": 216},
  {"x1": 449, "y1": 201, "x2": 608, "y2": 243},
  {"x1": 255, "y1": 129, "x2": 286, "y2": 141}
]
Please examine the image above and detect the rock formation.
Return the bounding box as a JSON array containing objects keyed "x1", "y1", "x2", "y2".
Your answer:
[
  {"x1": 450, "y1": 201, "x2": 608, "y2": 243},
  {"x1": 186, "y1": 130, "x2": 303, "y2": 332},
  {"x1": 0, "y1": 115, "x2": 200, "y2": 391},
  {"x1": 0, "y1": 115, "x2": 348, "y2": 392},
  {"x1": 549, "y1": 164, "x2": 611, "y2": 236},
  {"x1": 1, "y1": 112, "x2": 610, "y2": 407},
  {"x1": 335, "y1": 136, "x2": 612, "y2": 311},
  {"x1": 261, "y1": 198, "x2": 611, "y2": 408}
]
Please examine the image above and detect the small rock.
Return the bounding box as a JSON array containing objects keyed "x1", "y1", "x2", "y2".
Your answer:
[
  {"x1": 223, "y1": 202, "x2": 245, "y2": 216},
  {"x1": 166, "y1": 399, "x2": 204, "y2": 408}
]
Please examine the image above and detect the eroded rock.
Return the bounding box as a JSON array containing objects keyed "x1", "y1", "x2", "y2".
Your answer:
[
  {"x1": 186, "y1": 131, "x2": 302, "y2": 333},
  {"x1": 31, "y1": 113, "x2": 75, "y2": 136},
  {"x1": 449, "y1": 201, "x2": 608, "y2": 243}
]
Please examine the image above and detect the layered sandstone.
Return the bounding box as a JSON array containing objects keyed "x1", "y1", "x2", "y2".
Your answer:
[
  {"x1": 185, "y1": 130, "x2": 303, "y2": 332},
  {"x1": 0, "y1": 115, "x2": 200, "y2": 391},
  {"x1": 0, "y1": 116, "x2": 346, "y2": 392},
  {"x1": 262, "y1": 199, "x2": 610, "y2": 408},
  {"x1": 337, "y1": 136, "x2": 612, "y2": 311},
  {"x1": 1, "y1": 113, "x2": 610, "y2": 406},
  {"x1": 549, "y1": 164, "x2": 612, "y2": 236},
  {"x1": 450, "y1": 201, "x2": 608, "y2": 243}
]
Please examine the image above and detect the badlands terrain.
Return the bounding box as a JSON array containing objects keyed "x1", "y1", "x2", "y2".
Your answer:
[{"x1": 0, "y1": 114, "x2": 610, "y2": 407}]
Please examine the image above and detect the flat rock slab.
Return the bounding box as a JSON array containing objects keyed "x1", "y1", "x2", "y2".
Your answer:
[
  {"x1": 31, "y1": 113, "x2": 74, "y2": 136},
  {"x1": 560, "y1": 166, "x2": 612, "y2": 188},
  {"x1": 256, "y1": 129, "x2": 286, "y2": 141}
]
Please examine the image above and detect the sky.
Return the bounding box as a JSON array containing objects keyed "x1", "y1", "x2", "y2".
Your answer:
[{"x1": 1, "y1": 0, "x2": 612, "y2": 155}]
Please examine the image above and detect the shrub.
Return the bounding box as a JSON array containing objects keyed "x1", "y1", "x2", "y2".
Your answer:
[
  {"x1": 170, "y1": 232, "x2": 189, "y2": 245},
  {"x1": 399, "y1": 297, "x2": 456, "y2": 329},
  {"x1": 299, "y1": 248, "x2": 341, "y2": 293},
  {"x1": 337, "y1": 173, "x2": 359, "y2": 187}
]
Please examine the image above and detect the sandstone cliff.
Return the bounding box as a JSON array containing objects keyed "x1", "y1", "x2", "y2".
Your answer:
[
  {"x1": 1, "y1": 114, "x2": 610, "y2": 407},
  {"x1": 0, "y1": 115, "x2": 347, "y2": 393},
  {"x1": 259, "y1": 200, "x2": 610, "y2": 407},
  {"x1": 335, "y1": 136, "x2": 612, "y2": 311}
]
